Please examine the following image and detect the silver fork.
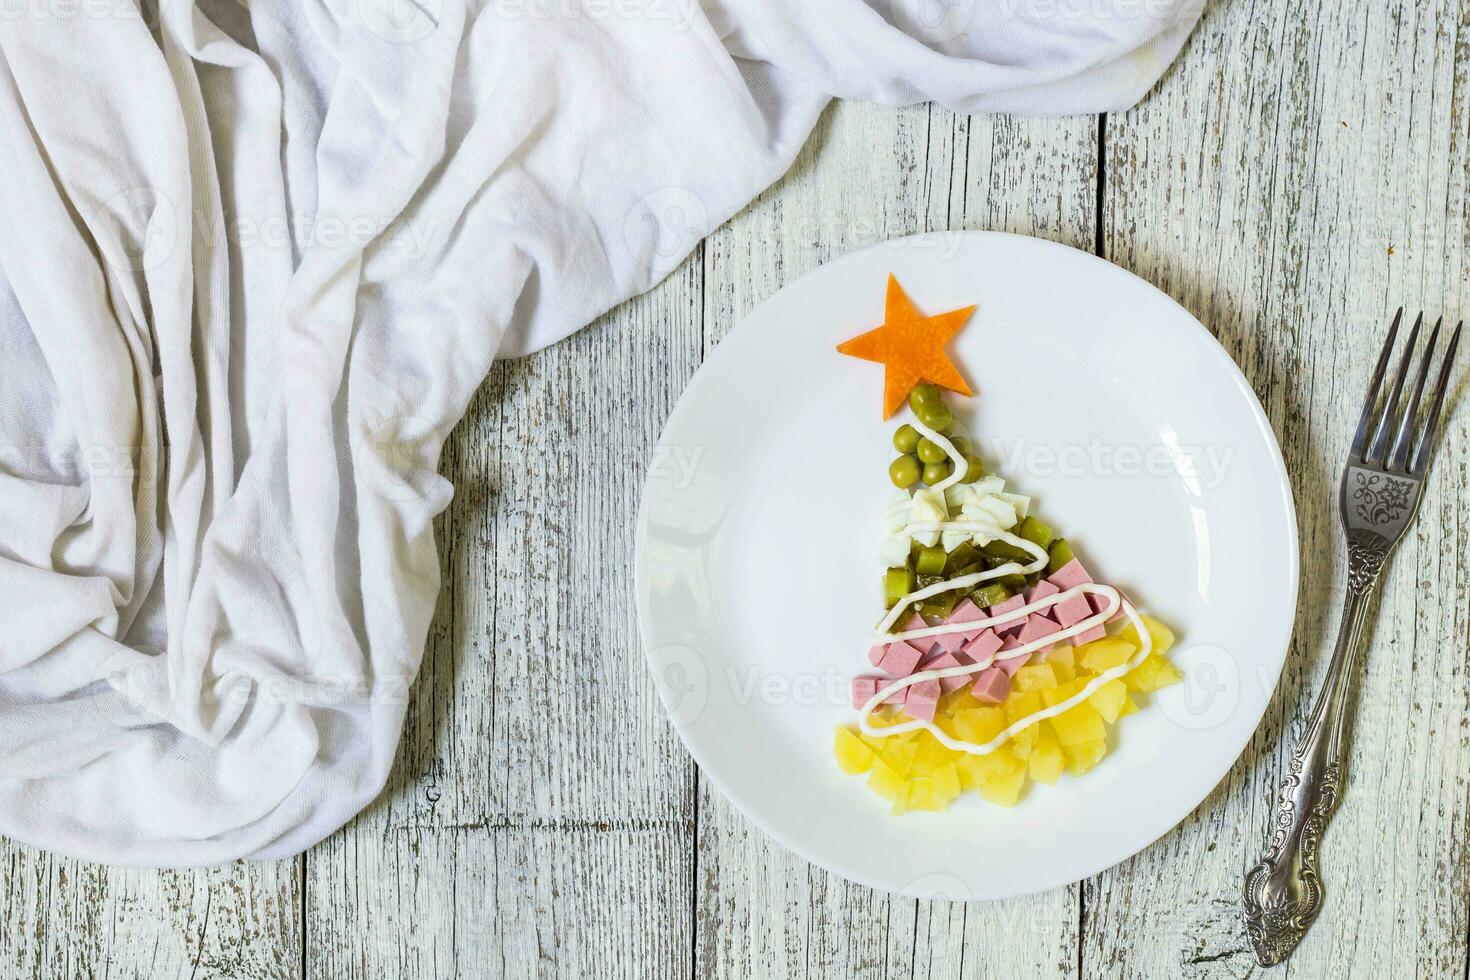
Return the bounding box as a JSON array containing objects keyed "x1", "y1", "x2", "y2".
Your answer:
[{"x1": 1242, "y1": 310, "x2": 1462, "y2": 966}]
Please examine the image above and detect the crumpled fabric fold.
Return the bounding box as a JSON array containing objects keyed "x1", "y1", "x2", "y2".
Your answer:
[{"x1": 0, "y1": 0, "x2": 1200, "y2": 864}]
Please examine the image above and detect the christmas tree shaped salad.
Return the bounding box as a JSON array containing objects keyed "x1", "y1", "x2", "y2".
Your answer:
[{"x1": 831, "y1": 276, "x2": 1183, "y2": 813}]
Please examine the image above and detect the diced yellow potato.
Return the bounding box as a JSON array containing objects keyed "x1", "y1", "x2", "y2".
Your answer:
[
  {"x1": 931, "y1": 762, "x2": 962, "y2": 803},
  {"x1": 1013, "y1": 663, "x2": 1058, "y2": 692},
  {"x1": 1005, "y1": 690, "x2": 1043, "y2": 722},
  {"x1": 907, "y1": 776, "x2": 945, "y2": 811},
  {"x1": 867, "y1": 709, "x2": 904, "y2": 729},
  {"x1": 1040, "y1": 678, "x2": 1086, "y2": 708},
  {"x1": 1047, "y1": 647, "x2": 1077, "y2": 683},
  {"x1": 939, "y1": 689, "x2": 981, "y2": 716},
  {"x1": 1125, "y1": 654, "x2": 1184, "y2": 693},
  {"x1": 867, "y1": 760, "x2": 907, "y2": 803},
  {"x1": 1049, "y1": 702, "x2": 1108, "y2": 746},
  {"x1": 1077, "y1": 637, "x2": 1137, "y2": 673},
  {"x1": 957, "y1": 747, "x2": 1020, "y2": 788},
  {"x1": 1028, "y1": 735, "x2": 1065, "y2": 784},
  {"x1": 1120, "y1": 614, "x2": 1175, "y2": 656},
  {"x1": 913, "y1": 730, "x2": 958, "y2": 774},
  {"x1": 880, "y1": 736, "x2": 919, "y2": 775},
  {"x1": 1088, "y1": 679, "x2": 1129, "y2": 724},
  {"x1": 953, "y1": 706, "x2": 1006, "y2": 744},
  {"x1": 977, "y1": 759, "x2": 1028, "y2": 806},
  {"x1": 834, "y1": 728, "x2": 877, "y2": 774},
  {"x1": 1118, "y1": 695, "x2": 1140, "y2": 717},
  {"x1": 1009, "y1": 724, "x2": 1039, "y2": 759},
  {"x1": 1064, "y1": 739, "x2": 1108, "y2": 776},
  {"x1": 955, "y1": 754, "x2": 985, "y2": 790}
]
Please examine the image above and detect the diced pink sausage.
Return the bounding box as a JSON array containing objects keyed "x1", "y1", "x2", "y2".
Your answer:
[
  {"x1": 995, "y1": 636, "x2": 1030, "y2": 674},
  {"x1": 900, "y1": 613, "x2": 939, "y2": 656},
  {"x1": 905, "y1": 679, "x2": 941, "y2": 721},
  {"x1": 986, "y1": 594, "x2": 1027, "y2": 635},
  {"x1": 850, "y1": 676, "x2": 882, "y2": 709},
  {"x1": 935, "y1": 599, "x2": 985, "y2": 653},
  {"x1": 1046, "y1": 557, "x2": 1092, "y2": 592},
  {"x1": 1051, "y1": 591, "x2": 1094, "y2": 629},
  {"x1": 1072, "y1": 621, "x2": 1108, "y2": 645},
  {"x1": 921, "y1": 651, "x2": 974, "y2": 693},
  {"x1": 1087, "y1": 589, "x2": 1127, "y2": 624},
  {"x1": 1025, "y1": 579, "x2": 1060, "y2": 610},
  {"x1": 962, "y1": 627, "x2": 1004, "y2": 666},
  {"x1": 1018, "y1": 613, "x2": 1062, "y2": 652},
  {"x1": 970, "y1": 667, "x2": 1012, "y2": 704},
  {"x1": 868, "y1": 645, "x2": 887, "y2": 667},
  {"x1": 876, "y1": 639, "x2": 925, "y2": 677}
]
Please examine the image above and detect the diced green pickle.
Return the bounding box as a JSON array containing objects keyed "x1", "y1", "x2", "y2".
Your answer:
[
  {"x1": 970, "y1": 583, "x2": 1012, "y2": 608},
  {"x1": 944, "y1": 541, "x2": 979, "y2": 573},
  {"x1": 981, "y1": 540, "x2": 1031, "y2": 563},
  {"x1": 889, "y1": 454, "x2": 921, "y2": 489},
  {"x1": 884, "y1": 567, "x2": 916, "y2": 607},
  {"x1": 915, "y1": 545, "x2": 947, "y2": 576},
  {"x1": 1017, "y1": 515, "x2": 1054, "y2": 550},
  {"x1": 1047, "y1": 538, "x2": 1075, "y2": 574},
  {"x1": 918, "y1": 590, "x2": 962, "y2": 619}
]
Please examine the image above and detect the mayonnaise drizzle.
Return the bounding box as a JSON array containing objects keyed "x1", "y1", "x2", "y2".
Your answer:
[
  {"x1": 859, "y1": 414, "x2": 1152, "y2": 756},
  {"x1": 857, "y1": 594, "x2": 1152, "y2": 756}
]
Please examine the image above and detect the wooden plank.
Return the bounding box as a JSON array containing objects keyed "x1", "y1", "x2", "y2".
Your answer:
[
  {"x1": 694, "y1": 98, "x2": 1098, "y2": 979},
  {"x1": 304, "y1": 258, "x2": 705, "y2": 978},
  {"x1": 0, "y1": 843, "x2": 302, "y2": 980},
  {"x1": 1093, "y1": 0, "x2": 1470, "y2": 975}
]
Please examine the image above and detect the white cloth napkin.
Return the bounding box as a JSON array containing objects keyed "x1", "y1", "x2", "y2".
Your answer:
[{"x1": 0, "y1": 0, "x2": 1200, "y2": 864}]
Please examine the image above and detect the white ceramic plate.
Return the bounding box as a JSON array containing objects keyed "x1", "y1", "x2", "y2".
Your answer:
[{"x1": 634, "y1": 232, "x2": 1298, "y2": 899}]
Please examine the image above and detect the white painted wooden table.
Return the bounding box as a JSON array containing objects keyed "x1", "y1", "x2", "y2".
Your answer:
[{"x1": 4, "y1": 0, "x2": 1469, "y2": 975}]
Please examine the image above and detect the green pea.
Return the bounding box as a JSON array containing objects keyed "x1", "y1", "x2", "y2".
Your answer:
[
  {"x1": 916, "y1": 437, "x2": 948, "y2": 464},
  {"x1": 918, "y1": 403, "x2": 954, "y2": 434},
  {"x1": 921, "y1": 460, "x2": 953, "y2": 485},
  {"x1": 908, "y1": 383, "x2": 942, "y2": 413},
  {"x1": 961, "y1": 455, "x2": 985, "y2": 483},
  {"x1": 889, "y1": 454, "x2": 922, "y2": 489},
  {"x1": 892, "y1": 424, "x2": 920, "y2": 454},
  {"x1": 950, "y1": 435, "x2": 972, "y2": 456}
]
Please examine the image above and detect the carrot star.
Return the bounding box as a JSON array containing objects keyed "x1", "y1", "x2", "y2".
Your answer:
[{"x1": 836, "y1": 275, "x2": 975, "y2": 418}]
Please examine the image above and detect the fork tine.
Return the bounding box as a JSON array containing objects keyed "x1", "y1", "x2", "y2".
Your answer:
[
  {"x1": 1351, "y1": 308, "x2": 1403, "y2": 459},
  {"x1": 1367, "y1": 311, "x2": 1423, "y2": 462},
  {"x1": 1388, "y1": 317, "x2": 1441, "y2": 470},
  {"x1": 1411, "y1": 320, "x2": 1462, "y2": 473}
]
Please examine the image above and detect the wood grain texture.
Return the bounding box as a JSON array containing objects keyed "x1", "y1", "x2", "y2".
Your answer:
[
  {"x1": 7, "y1": 6, "x2": 1470, "y2": 976},
  {"x1": 1093, "y1": 0, "x2": 1470, "y2": 975},
  {"x1": 0, "y1": 846, "x2": 301, "y2": 980},
  {"x1": 303, "y1": 257, "x2": 706, "y2": 980},
  {"x1": 694, "y1": 99, "x2": 1097, "y2": 980}
]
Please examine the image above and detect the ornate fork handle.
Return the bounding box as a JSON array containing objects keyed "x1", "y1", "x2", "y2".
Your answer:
[{"x1": 1242, "y1": 529, "x2": 1392, "y2": 965}]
